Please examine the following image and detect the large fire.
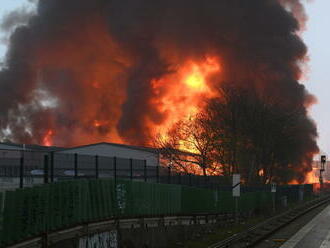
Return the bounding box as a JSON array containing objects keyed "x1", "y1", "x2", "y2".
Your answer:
[
  {"x1": 305, "y1": 168, "x2": 319, "y2": 184},
  {"x1": 33, "y1": 14, "x2": 223, "y2": 148},
  {"x1": 150, "y1": 57, "x2": 221, "y2": 136},
  {"x1": 0, "y1": 0, "x2": 319, "y2": 182},
  {"x1": 41, "y1": 56, "x2": 221, "y2": 149}
]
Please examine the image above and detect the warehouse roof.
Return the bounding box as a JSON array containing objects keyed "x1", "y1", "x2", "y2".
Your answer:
[
  {"x1": 57, "y1": 142, "x2": 159, "y2": 154},
  {"x1": 0, "y1": 141, "x2": 198, "y2": 157},
  {"x1": 0, "y1": 142, "x2": 63, "y2": 152}
]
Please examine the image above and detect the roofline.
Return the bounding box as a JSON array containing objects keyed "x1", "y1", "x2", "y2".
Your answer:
[
  {"x1": 0, "y1": 141, "x2": 198, "y2": 156},
  {"x1": 0, "y1": 142, "x2": 63, "y2": 152},
  {"x1": 55, "y1": 142, "x2": 159, "y2": 154},
  {"x1": 0, "y1": 142, "x2": 24, "y2": 148}
]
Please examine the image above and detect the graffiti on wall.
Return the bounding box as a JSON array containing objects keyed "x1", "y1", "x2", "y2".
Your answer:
[{"x1": 78, "y1": 230, "x2": 118, "y2": 248}]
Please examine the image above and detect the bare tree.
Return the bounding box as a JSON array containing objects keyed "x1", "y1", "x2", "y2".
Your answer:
[
  {"x1": 154, "y1": 116, "x2": 214, "y2": 176},
  {"x1": 155, "y1": 82, "x2": 317, "y2": 185}
]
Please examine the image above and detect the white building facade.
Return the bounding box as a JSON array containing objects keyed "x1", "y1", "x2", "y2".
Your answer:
[{"x1": 57, "y1": 142, "x2": 159, "y2": 167}]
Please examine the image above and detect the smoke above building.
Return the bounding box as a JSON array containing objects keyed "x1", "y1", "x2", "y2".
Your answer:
[{"x1": 0, "y1": 0, "x2": 318, "y2": 171}]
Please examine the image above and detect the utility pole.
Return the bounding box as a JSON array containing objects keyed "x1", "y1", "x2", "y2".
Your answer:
[{"x1": 320, "y1": 155, "x2": 326, "y2": 193}]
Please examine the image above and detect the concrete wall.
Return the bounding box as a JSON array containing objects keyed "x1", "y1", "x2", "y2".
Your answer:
[
  {"x1": 58, "y1": 144, "x2": 159, "y2": 167},
  {"x1": 48, "y1": 215, "x2": 220, "y2": 248}
]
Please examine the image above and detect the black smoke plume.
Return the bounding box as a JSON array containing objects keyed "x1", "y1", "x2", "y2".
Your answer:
[{"x1": 0, "y1": 0, "x2": 318, "y2": 171}]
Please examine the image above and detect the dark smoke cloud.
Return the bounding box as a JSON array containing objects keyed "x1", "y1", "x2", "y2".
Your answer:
[
  {"x1": 279, "y1": 0, "x2": 309, "y2": 30},
  {"x1": 0, "y1": 0, "x2": 318, "y2": 173}
]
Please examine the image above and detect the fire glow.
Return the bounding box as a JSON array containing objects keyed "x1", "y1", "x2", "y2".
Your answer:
[
  {"x1": 42, "y1": 130, "x2": 54, "y2": 147},
  {"x1": 150, "y1": 57, "x2": 221, "y2": 137},
  {"x1": 0, "y1": 0, "x2": 319, "y2": 182},
  {"x1": 41, "y1": 56, "x2": 221, "y2": 148}
]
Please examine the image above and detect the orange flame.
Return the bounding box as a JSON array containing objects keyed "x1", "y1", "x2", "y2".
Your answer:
[
  {"x1": 151, "y1": 56, "x2": 221, "y2": 154},
  {"x1": 42, "y1": 130, "x2": 54, "y2": 147},
  {"x1": 35, "y1": 16, "x2": 222, "y2": 148},
  {"x1": 93, "y1": 120, "x2": 109, "y2": 128},
  {"x1": 151, "y1": 56, "x2": 221, "y2": 138},
  {"x1": 305, "y1": 169, "x2": 319, "y2": 184}
]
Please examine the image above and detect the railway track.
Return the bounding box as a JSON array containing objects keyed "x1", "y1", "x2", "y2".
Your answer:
[{"x1": 208, "y1": 195, "x2": 330, "y2": 248}]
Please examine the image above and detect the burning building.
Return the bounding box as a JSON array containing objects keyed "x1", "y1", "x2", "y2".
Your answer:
[{"x1": 0, "y1": 0, "x2": 319, "y2": 181}]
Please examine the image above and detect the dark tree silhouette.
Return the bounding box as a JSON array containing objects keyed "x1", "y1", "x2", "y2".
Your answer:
[{"x1": 156, "y1": 82, "x2": 318, "y2": 184}]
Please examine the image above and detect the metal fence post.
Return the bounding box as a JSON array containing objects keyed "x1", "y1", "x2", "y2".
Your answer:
[
  {"x1": 44, "y1": 155, "x2": 49, "y2": 184},
  {"x1": 168, "y1": 166, "x2": 171, "y2": 184},
  {"x1": 156, "y1": 163, "x2": 160, "y2": 183},
  {"x1": 114, "y1": 156, "x2": 117, "y2": 183},
  {"x1": 204, "y1": 174, "x2": 208, "y2": 188},
  {"x1": 74, "y1": 153, "x2": 78, "y2": 179},
  {"x1": 19, "y1": 156, "x2": 24, "y2": 188},
  {"x1": 189, "y1": 173, "x2": 192, "y2": 186},
  {"x1": 50, "y1": 151, "x2": 54, "y2": 183},
  {"x1": 130, "y1": 158, "x2": 133, "y2": 181},
  {"x1": 95, "y1": 155, "x2": 99, "y2": 179},
  {"x1": 144, "y1": 160, "x2": 147, "y2": 182}
]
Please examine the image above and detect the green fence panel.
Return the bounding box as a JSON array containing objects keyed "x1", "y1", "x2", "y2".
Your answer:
[
  {"x1": 257, "y1": 191, "x2": 272, "y2": 209},
  {"x1": 64, "y1": 181, "x2": 81, "y2": 227},
  {"x1": 1, "y1": 179, "x2": 308, "y2": 247},
  {"x1": 34, "y1": 185, "x2": 45, "y2": 234},
  {"x1": 112, "y1": 180, "x2": 123, "y2": 217},
  {"x1": 239, "y1": 192, "x2": 256, "y2": 212},
  {"x1": 104, "y1": 179, "x2": 115, "y2": 218},
  {"x1": 78, "y1": 180, "x2": 91, "y2": 222},
  {"x1": 97, "y1": 179, "x2": 108, "y2": 219},
  {"x1": 74, "y1": 181, "x2": 82, "y2": 224},
  {"x1": 88, "y1": 180, "x2": 97, "y2": 221},
  {"x1": 98, "y1": 180, "x2": 107, "y2": 219},
  {"x1": 117, "y1": 180, "x2": 182, "y2": 217},
  {"x1": 155, "y1": 184, "x2": 164, "y2": 215},
  {"x1": 60, "y1": 182, "x2": 70, "y2": 227},
  {"x1": 37, "y1": 185, "x2": 46, "y2": 232},
  {"x1": 98, "y1": 179, "x2": 109, "y2": 219},
  {"x1": 47, "y1": 183, "x2": 55, "y2": 231},
  {"x1": 50, "y1": 182, "x2": 62, "y2": 230},
  {"x1": 167, "y1": 184, "x2": 181, "y2": 215},
  {"x1": 96, "y1": 179, "x2": 105, "y2": 220},
  {"x1": 155, "y1": 183, "x2": 181, "y2": 216},
  {"x1": 16, "y1": 189, "x2": 28, "y2": 241},
  {"x1": 40, "y1": 184, "x2": 50, "y2": 232},
  {"x1": 27, "y1": 187, "x2": 38, "y2": 237},
  {"x1": 129, "y1": 180, "x2": 142, "y2": 216},
  {"x1": 217, "y1": 191, "x2": 234, "y2": 213},
  {"x1": 304, "y1": 184, "x2": 313, "y2": 199},
  {"x1": 131, "y1": 180, "x2": 152, "y2": 216},
  {"x1": 181, "y1": 186, "x2": 216, "y2": 214},
  {"x1": 2, "y1": 190, "x2": 15, "y2": 245},
  {"x1": 154, "y1": 183, "x2": 166, "y2": 215}
]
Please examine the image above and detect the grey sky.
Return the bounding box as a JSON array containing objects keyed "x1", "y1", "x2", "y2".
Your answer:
[
  {"x1": 303, "y1": 1, "x2": 330, "y2": 155},
  {"x1": 0, "y1": 0, "x2": 329, "y2": 154}
]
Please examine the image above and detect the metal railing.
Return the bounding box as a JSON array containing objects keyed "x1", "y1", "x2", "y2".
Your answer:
[{"x1": 0, "y1": 149, "x2": 224, "y2": 189}]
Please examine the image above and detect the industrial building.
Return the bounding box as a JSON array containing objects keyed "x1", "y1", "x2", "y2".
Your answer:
[
  {"x1": 0, "y1": 142, "x2": 160, "y2": 190},
  {"x1": 56, "y1": 142, "x2": 159, "y2": 167}
]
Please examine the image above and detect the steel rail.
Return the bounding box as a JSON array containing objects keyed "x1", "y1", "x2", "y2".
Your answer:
[{"x1": 208, "y1": 195, "x2": 330, "y2": 248}]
